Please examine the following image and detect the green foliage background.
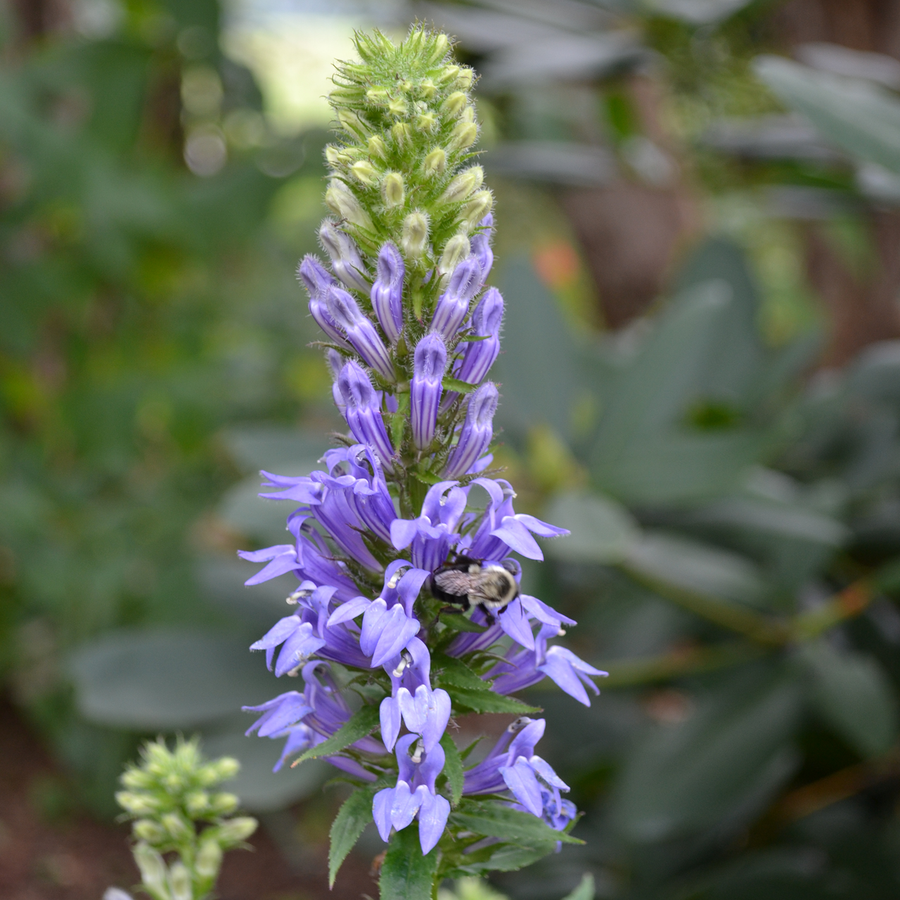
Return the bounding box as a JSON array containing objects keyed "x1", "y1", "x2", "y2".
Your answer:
[{"x1": 5, "y1": 1, "x2": 900, "y2": 898}]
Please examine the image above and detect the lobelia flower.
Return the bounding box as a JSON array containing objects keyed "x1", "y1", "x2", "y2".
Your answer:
[{"x1": 238, "y1": 27, "x2": 606, "y2": 890}]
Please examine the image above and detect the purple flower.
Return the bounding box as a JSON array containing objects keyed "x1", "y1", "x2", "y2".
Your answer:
[
  {"x1": 319, "y1": 220, "x2": 369, "y2": 295},
  {"x1": 337, "y1": 361, "x2": 396, "y2": 471},
  {"x1": 456, "y1": 287, "x2": 503, "y2": 386},
  {"x1": 410, "y1": 333, "x2": 448, "y2": 449},
  {"x1": 371, "y1": 242, "x2": 404, "y2": 344},
  {"x1": 373, "y1": 735, "x2": 450, "y2": 854},
  {"x1": 390, "y1": 481, "x2": 467, "y2": 572},
  {"x1": 431, "y1": 255, "x2": 482, "y2": 340},
  {"x1": 444, "y1": 382, "x2": 498, "y2": 478},
  {"x1": 326, "y1": 285, "x2": 395, "y2": 381},
  {"x1": 298, "y1": 255, "x2": 351, "y2": 349},
  {"x1": 470, "y1": 214, "x2": 494, "y2": 284}
]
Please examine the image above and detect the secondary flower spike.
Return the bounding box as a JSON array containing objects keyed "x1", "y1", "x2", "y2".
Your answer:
[{"x1": 239, "y1": 27, "x2": 606, "y2": 891}]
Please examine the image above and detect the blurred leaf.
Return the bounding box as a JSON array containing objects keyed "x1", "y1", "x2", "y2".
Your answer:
[
  {"x1": 220, "y1": 425, "x2": 327, "y2": 474},
  {"x1": 329, "y1": 783, "x2": 378, "y2": 887},
  {"x1": 796, "y1": 42, "x2": 900, "y2": 90},
  {"x1": 801, "y1": 640, "x2": 899, "y2": 758},
  {"x1": 624, "y1": 532, "x2": 768, "y2": 609},
  {"x1": 610, "y1": 666, "x2": 802, "y2": 842},
  {"x1": 451, "y1": 799, "x2": 582, "y2": 846},
  {"x1": 560, "y1": 874, "x2": 595, "y2": 900},
  {"x1": 68, "y1": 630, "x2": 279, "y2": 729},
  {"x1": 195, "y1": 555, "x2": 292, "y2": 627},
  {"x1": 485, "y1": 142, "x2": 615, "y2": 186},
  {"x1": 380, "y1": 826, "x2": 439, "y2": 900},
  {"x1": 217, "y1": 474, "x2": 294, "y2": 544},
  {"x1": 544, "y1": 490, "x2": 640, "y2": 563},
  {"x1": 755, "y1": 56, "x2": 900, "y2": 175},
  {"x1": 200, "y1": 728, "x2": 328, "y2": 813},
  {"x1": 644, "y1": 0, "x2": 755, "y2": 25}
]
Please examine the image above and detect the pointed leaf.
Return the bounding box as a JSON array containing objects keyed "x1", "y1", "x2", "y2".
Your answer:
[
  {"x1": 450, "y1": 688, "x2": 540, "y2": 716},
  {"x1": 291, "y1": 704, "x2": 380, "y2": 765},
  {"x1": 451, "y1": 799, "x2": 581, "y2": 846},
  {"x1": 379, "y1": 825, "x2": 440, "y2": 900},
  {"x1": 329, "y1": 784, "x2": 378, "y2": 887},
  {"x1": 440, "y1": 734, "x2": 464, "y2": 807}
]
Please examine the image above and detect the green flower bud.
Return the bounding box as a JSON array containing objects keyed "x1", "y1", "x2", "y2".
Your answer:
[
  {"x1": 116, "y1": 791, "x2": 160, "y2": 816},
  {"x1": 205, "y1": 757, "x2": 240, "y2": 784},
  {"x1": 367, "y1": 135, "x2": 387, "y2": 159},
  {"x1": 121, "y1": 767, "x2": 154, "y2": 790},
  {"x1": 338, "y1": 109, "x2": 370, "y2": 141},
  {"x1": 134, "y1": 842, "x2": 168, "y2": 893},
  {"x1": 428, "y1": 33, "x2": 451, "y2": 65},
  {"x1": 456, "y1": 67, "x2": 475, "y2": 90},
  {"x1": 161, "y1": 812, "x2": 194, "y2": 843},
  {"x1": 392, "y1": 122, "x2": 412, "y2": 148},
  {"x1": 215, "y1": 816, "x2": 258, "y2": 846},
  {"x1": 382, "y1": 172, "x2": 405, "y2": 207},
  {"x1": 354, "y1": 30, "x2": 393, "y2": 64},
  {"x1": 168, "y1": 861, "x2": 192, "y2": 900},
  {"x1": 208, "y1": 792, "x2": 239, "y2": 816},
  {"x1": 162, "y1": 772, "x2": 184, "y2": 794},
  {"x1": 441, "y1": 166, "x2": 484, "y2": 204},
  {"x1": 402, "y1": 211, "x2": 430, "y2": 259},
  {"x1": 324, "y1": 144, "x2": 343, "y2": 167},
  {"x1": 329, "y1": 84, "x2": 365, "y2": 105},
  {"x1": 325, "y1": 180, "x2": 372, "y2": 230},
  {"x1": 133, "y1": 818, "x2": 167, "y2": 844},
  {"x1": 184, "y1": 790, "x2": 210, "y2": 817},
  {"x1": 442, "y1": 91, "x2": 468, "y2": 117},
  {"x1": 460, "y1": 105, "x2": 476, "y2": 124},
  {"x1": 195, "y1": 838, "x2": 223, "y2": 879},
  {"x1": 448, "y1": 120, "x2": 478, "y2": 151},
  {"x1": 440, "y1": 234, "x2": 471, "y2": 274},
  {"x1": 462, "y1": 190, "x2": 494, "y2": 226},
  {"x1": 422, "y1": 148, "x2": 447, "y2": 177},
  {"x1": 419, "y1": 78, "x2": 437, "y2": 100},
  {"x1": 387, "y1": 97, "x2": 408, "y2": 117},
  {"x1": 438, "y1": 64, "x2": 461, "y2": 86},
  {"x1": 415, "y1": 111, "x2": 437, "y2": 133},
  {"x1": 350, "y1": 160, "x2": 379, "y2": 186},
  {"x1": 365, "y1": 87, "x2": 390, "y2": 106}
]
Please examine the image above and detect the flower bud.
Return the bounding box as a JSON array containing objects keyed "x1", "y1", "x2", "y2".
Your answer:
[
  {"x1": 439, "y1": 235, "x2": 471, "y2": 275},
  {"x1": 448, "y1": 120, "x2": 478, "y2": 151},
  {"x1": 456, "y1": 67, "x2": 475, "y2": 90},
  {"x1": 419, "y1": 78, "x2": 437, "y2": 100},
  {"x1": 350, "y1": 160, "x2": 379, "y2": 186},
  {"x1": 427, "y1": 33, "x2": 450, "y2": 65},
  {"x1": 411, "y1": 333, "x2": 448, "y2": 449},
  {"x1": 133, "y1": 843, "x2": 167, "y2": 893},
  {"x1": 367, "y1": 135, "x2": 387, "y2": 159},
  {"x1": 392, "y1": 122, "x2": 412, "y2": 148},
  {"x1": 401, "y1": 211, "x2": 429, "y2": 259},
  {"x1": 184, "y1": 790, "x2": 210, "y2": 817},
  {"x1": 445, "y1": 382, "x2": 499, "y2": 477},
  {"x1": 208, "y1": 792, "x2": 239, "y2": 816},
  {"x1": 324, "y1": 144, "x2": 344, "y2": 168},
  {"x1": 432, "y1": 254, "x2": 480, "y2": 339},
  {"x1": 168, "y1": 861, "x2": 192, "y2": 900},
  {"x1": 326, "y1": 285, "x2": 395, "y2": 381},
  {"x1": 365, "y1": 86, "x2": 390, "y2": 105},
  {"x1": 441, "y1": 167, "x2": 483, "y2": 205},
  {"x1": 161, "y1": 812, "x2": 194, "y2": 843},
  {"x1": 415, "y1": 111, "x2": 437, "y2": 132},
  {"x1": 338, "y1": 361, "x2": 396, "y2": 471},
  {"x1": 121, "y1": 767, "x2": 154, "y2": 790},
  {"x1": 382, "y1": 172, "x2": 405, "y2": 207},
  {"x1": 325, "y1": 179, "x2": 372, "y2": 230},
  {"x1": 457, "y1": 287, "x2": 503, "y2": 385},
  {"x1": 195, "y1": 838, "x2": 224, "y2": 879},
  {"x1": 437, "y1": 64, "x2": 461, "y2": 86},
  {"x1": 115, "y1": 791, "x2": 159, "y2": 816},
  {"x1": 338, "y1": 109, "x2": 370, "y2": 141},
  {"x1": 214, "y1": 816, "x2": 259, "y2": 846},
  {"x1": 319, "y1": 221, "x2": 370, "y2": 294},
  {"x1": 208, "y1": 756, "x2": 240, "y2": 782},
  {"x1": 388, "y1": 97, "x2": 407, "y2": 117},
  {"x1": 371, "y1": 242, "x2": 404, "y2": 344},
  {"x1": 422, "y1": 148, "x2": 446, "y2": 177},
  {"x1": 462, "y1": 190, "x2": 493, "y2": 227},
  {"x1": 132, "y1": 818, "x2": 167, "y2": 844},
  {"x1": 470, "y1": 213, "x2": 494, "y2": 282},
  {"x1": 442, "y1": 91, "x2": 468, "y2": 117}
]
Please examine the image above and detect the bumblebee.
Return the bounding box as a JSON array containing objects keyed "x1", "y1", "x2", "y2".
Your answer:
[{"x1": 429, "y1": 556, "x2": 519, "y2": 625}]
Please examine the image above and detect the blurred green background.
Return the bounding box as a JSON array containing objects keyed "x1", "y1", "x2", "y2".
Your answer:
[{"x1": 5, "y1": 0, "x2": 900, "y2": 898}]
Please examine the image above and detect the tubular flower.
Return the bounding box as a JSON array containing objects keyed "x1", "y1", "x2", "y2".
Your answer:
[{"x1": 239, "y1": 27, "x2": 605, "y2": 882}]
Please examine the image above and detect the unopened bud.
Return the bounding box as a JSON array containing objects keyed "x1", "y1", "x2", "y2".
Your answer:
[
  {"x1": 121, "y1": 768, "x2": 154, "y2": 790},
  {"x1": 382, "y1": 172, "x2": 405, "y2": 207},
  {"x1": 449, "y1": 120, "x2": 478, "y2": 151},
  {"x1": 116, "y1": 791, "x2": 159, "y2": 816},
  {"x1": 438, "y1": 64, "x2": 461, "y2": 86},
  {"x1": 463, "y1": 190, "x2": 493, "y2": 226},
  {"x1": 338, "y1": 109, "x2": 370, "y2": 141},
  {"x1": 168, "y1": 861, "x2": 192, "y2": 900},
  {"x1": 132, "y1": 819, "x2": 167, "y2": 844},
  {"x1": 460, "y1": 105, "x2": 476, "y2": 124},
  {"x1": 324, "y1": 145, "x2": 342, "y2": 168},
  {"x1": 440, "y1": 235, "x2": 471, "y2": 274},
  {"x1": 419, "y1": 78, "x2": 437, "y2": 100},
  {"x1": 401, "y1": 212, "x2": 429, "y2": 259},
  {"x1": 428, "y1": 33, "x2": 450, "y2": 65},
  {"x1": 367, "y1": 135, "x2": 387, "y2": 159},
  {"x1": 392, "y1": 122, "x2": 412, "y2": 148},
  {"x1": 443, "y1": 91, "x2": 468, "y2": 117},
  {"x1": 456, "y1": 67, "x2": 475, "y2": 90},
  {"x1": 365, "y1": 87, "x2": 390, "y2": 105},
  {"x1": 442, "y1": 166, "x2": 483, "y2": 204},
  {"x1": 195, "y1": 839, "x2": 224, "y2": 879},
  {"x1": 216, "y1": 816, "x2": 258, "y2": 846},
  {"x1": 133, "y1": 843, "x2": 167, "y2": 893},
  {"x1": 415, "y1": 111, "x2": 437, "y2": 133},
  {"x1": 388, "y1": 97, "x2": 407, "y2": 117},
  {"x1": 161, "y1": 812, "x2": 194, "y2": 843},
  {"x1": 208, "y1": 792, "x2": 239, "y2": 816},
  {"x1": 350, "y1": 160, "x2": 379, "y2": 186},
  {"x1": 325, "y1": 180, "x2": 372, "y2": 230},
  {"x1": 422, "y1": 148, "x2": 446, "y2": 177},
  {"x1": 185, "y1": 790, "x2": 210, "y2": 817}
]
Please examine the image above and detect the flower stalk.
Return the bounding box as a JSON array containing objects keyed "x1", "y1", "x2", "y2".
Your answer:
[{"x1": 239, "y1": 27, "x2": 605, "y2": 896}]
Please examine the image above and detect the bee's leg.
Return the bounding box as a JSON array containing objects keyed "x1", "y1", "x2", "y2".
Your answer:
[{"x1": 478, "y1": 604, "x2": 497, "y2": 627}]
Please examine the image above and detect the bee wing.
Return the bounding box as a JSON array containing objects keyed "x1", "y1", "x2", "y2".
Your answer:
[{"x1": 433, "y1": 569, "x2": 474, "y2": 597}]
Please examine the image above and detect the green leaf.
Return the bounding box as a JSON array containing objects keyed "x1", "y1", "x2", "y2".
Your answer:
[
  {"x1": 433, "y1": 654, "x2": 494, "y2": 691},
  {"x1": 437, "y1": 613, "x2": 488, "y2": 634},
  {"x1": 544, "y1": 490, "x2": 639, "y2": 564},
  {"x1": 648, "y1": 0, "x2": 755, "y2": 26},
  {"x1": 442, "y1": 376, "x2": 478, "y2": 394},
  {"x1": 450, "y1": 688, "x2": 541, "y2": 716},
  {"x1": 451, "y1": 799, "x2": 582, "y2": 846},
  {"x1": 755, "y1": 55, "x2": 900, "y2": 175},
  {"x1": 561, "y1": 874, "x2": 595, "y2": 900},
  {"x1": 379, "y1": 825, "x2": 439, "y2": 900},
  {"x1": 447, "y1": 843, "x2": 556, "y2": 876},
  {"x1": 329, "y1": 784, "x2": 378, "y2": 887},
  {"x1": 292, "y1": 704, "x2": 380, "y2": 765},
  {"x1": 624, "y1": 531, "x2": 768, "y2": 609},
  {"x1": 67, "y1": 629, "x2": 280, "y2": 729},
  {"x1": 801, "y1": 641, "x2": 899, "y2": 758},
  {"x1": 441, "y1": 734, "x2": 465, "y2": 807},
  {"x1": 610, "y1": 666, "x2": 802, "y2": 842}
]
